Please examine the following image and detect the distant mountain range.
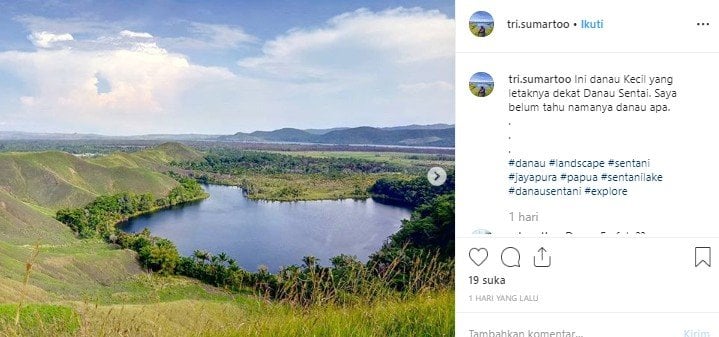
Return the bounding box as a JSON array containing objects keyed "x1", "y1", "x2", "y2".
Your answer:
[
  {"x1": 0, "y1": 124, "x2": 455, "y2": 148},
  {"x1": 219, "y1": 124, "x2": 454, "y2": 147},
  {"x1": 302, "y1": 123, "x2": 453, "y2": 135}
]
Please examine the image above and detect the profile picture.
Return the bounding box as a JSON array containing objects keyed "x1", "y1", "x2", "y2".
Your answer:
[
  {"x1": 469, "y1": 11, "x2": 494, "y2": 37},
  {"x1": 469, "y1": 72, "x2": 494, "y2": 97}
]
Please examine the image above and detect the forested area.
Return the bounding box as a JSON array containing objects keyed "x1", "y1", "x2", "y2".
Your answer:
[
  {"x1": 369, "y1": 172, "x2": 454, "y2": 208},
  {"x1": 175, "y1": 149, "x2": 408, "y2": 175}
]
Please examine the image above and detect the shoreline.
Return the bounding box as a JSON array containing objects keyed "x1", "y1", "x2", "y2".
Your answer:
[
  {"x1": 199, "y1": 181, "x2": 416, "y2": 207},
  {"x1": 112, "y1": 192, "x2": 209, "y2": 229},
  {"x1": 198, "y1": 175, "x2": 380, "y2": 203}
]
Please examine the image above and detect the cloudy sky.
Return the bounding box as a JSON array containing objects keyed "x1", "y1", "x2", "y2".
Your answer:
[{"x1": 0, "y1": 0, "x2": 454, "y2": 135}]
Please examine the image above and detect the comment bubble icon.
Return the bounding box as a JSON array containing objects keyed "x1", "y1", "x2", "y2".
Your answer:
[{"x1": 501, "y1": 247, "x2": 521, "y2": 268}]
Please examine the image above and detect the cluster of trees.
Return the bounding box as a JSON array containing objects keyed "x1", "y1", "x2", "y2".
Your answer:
[
  {"x1": 367, "y1": 174, "x2": 455, "y2": 291},
  {"x1": 369, "y1": 172, "x2": 454, "y2": 208},
  {"x1": 177, "y1": 251, "x2": 244, "y2": 287},
  {"x1": 113, "y1": 229, "x2": 181, "y2": 275},
  {"x1": 160, "y1": 176, "x2": 206, "y2": 207},
  {"x1": 0, "y1": 139, "x2": 159, "y2": 154},
  {"x1": 57, "y1": 192, "x2": 154, "y2": 239},
  {"x1": 173, "y1": 149, "x2": 407, "y2": 176},
  {"x1": 174, "y1": 251, "x2": 367, "y2": 300},
  {"x1": 369, "y1": 194, "x2": 455, "y2": 291},
  {"x1": 172, "y1": 243, "x2": 452, "y2": 306},
  {"x1": 56, "y1": 178, "x2": 206, "y2": 239},
  {"x1": 375, "y1": 193, "x2": 454, "y2": 259}
]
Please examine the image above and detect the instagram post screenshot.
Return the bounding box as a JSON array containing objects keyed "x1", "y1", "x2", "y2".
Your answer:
[
  {"x1": 0, "y1": 1, "x2": 454, "y2": 336},
  {"x1": 0, "y1": 0, "x2": 717, "y2": 336},
  {"x1": 458, "y1": 0, "x2": 718, "y2": 336}
]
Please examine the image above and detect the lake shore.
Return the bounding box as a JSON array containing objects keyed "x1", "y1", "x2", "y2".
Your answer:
[{"x1": 196, "y1": 171, "x2": 408, "y2": 202}]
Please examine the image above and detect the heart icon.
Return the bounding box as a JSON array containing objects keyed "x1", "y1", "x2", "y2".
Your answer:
[{"x1": 469, "y1": 248, "x2": 488, "y2": 267}]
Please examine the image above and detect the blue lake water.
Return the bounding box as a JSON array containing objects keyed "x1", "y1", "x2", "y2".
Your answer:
[{"x1": 120, "y1": 184, "x2": 411, "y2": 272}]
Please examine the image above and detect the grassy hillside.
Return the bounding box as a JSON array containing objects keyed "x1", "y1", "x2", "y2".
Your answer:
[
  {"x1": 0, "y1": 143, "x2": 205, "y2": 304},
  {"x1": 0, "y1": 189, "x2": 74, "y2": 245},
  {"x1": 0, "y1": 241, "x2": 144, "y2": 301},
  {"x1": 0, "y1": 151, "x2": 179, "y2": 211},
  {"x1": 91, "y1": 142, "x2": 204, "y2": 170}
]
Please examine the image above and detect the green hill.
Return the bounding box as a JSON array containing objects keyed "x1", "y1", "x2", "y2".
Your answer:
[
  {"x1": 0, "y1": 144, "x2": 204, "y2": 304},
  {"x1": 0, "y1": 151, "x2": 179, "y2": 212},
  {"x1": 91, "y1": 142, "x2": 204, "y2": 170},
  {"x1": 0, "y1": 189, "x2": 73, "y2": 245}
]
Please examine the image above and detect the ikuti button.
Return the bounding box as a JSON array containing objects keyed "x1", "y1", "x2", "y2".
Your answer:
[{"x1": 695, "y1": 247, "x2": 711, "y2": 268}]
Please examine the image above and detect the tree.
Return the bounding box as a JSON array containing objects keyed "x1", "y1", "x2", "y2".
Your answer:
[
  {"x1": 302, "y1": 256, "x2": 318, "y2": 271},
  {"x1": 138, "y1": 193, "x2": 154, "y2": 212},
  {"x1": 140, "y1": 238, "x2": 180, "y2": 275},
  {"x1": 389, "y1": 193, "x2": 455, "y2": 258},
  {"x1": 217, "y1": 252, "x2": 229, "y2": 265},
  {"x1": 193, "y1": 250, "x2": 210, "y2": 264}
]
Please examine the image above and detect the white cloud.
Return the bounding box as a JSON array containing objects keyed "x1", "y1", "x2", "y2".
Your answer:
[
  {"x1": 239, "y1": 7, "x2": 453, "y2": 79},
  {"x1": 28, "y1": 31, "x2": 74, "y2": 48},
  {"x1": 190, "y1": 23, "x2": 257, "y2": 46},
  {"x1": 160, "y1": 22, "x2": 257, "y2": 50},
  {"x1": 0, "y1": 8, "x2": 454, "y2": 134},
  {"x1": 234, "y1": 7, "x2": 454, "y2": 129},
  {"x1": 0, "y1": 39, "x2": 234, "y2": 133},
  {"x1": 120, "y1": 30, "x2": 153, "y2": 39}
]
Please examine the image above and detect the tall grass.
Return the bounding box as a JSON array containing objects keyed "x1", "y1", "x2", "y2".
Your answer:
[
  {"x1": 15, "y1": 242, "x2": 40, "y2": 325},
  {"x1": 0, "y1": 247, "x2": 454, "y2": 336},
  {"x1": 21, "y1": 290, "x2": 452, "y2": 337},
  {"x1": 269, "y1": 248, "x2": 454, "y2": 308},
  {"x1": 0, "y1": 304, "x2": 80, "y2": 336},
  {"x1": 0, "y1": 243, "x2": 80, "y2": 336}
]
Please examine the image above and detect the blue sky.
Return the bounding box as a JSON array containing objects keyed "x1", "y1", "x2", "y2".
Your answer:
[
  {"x1": 470, "y1": 72, "x2": 493, "y2": 84},
  {"x1": 469, "y1": 11, "x2": 493, "y2": 24},
  {"x1": 0, "y1": 1, "x2": 454, "y2": 134}
]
